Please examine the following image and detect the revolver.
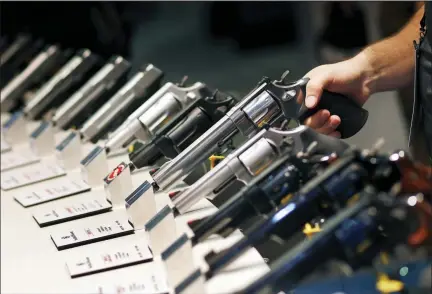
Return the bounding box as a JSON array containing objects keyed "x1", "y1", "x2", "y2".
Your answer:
[
  {"x1": 23, "y1": 49, "x2": 101, "y2": 120},
  {"x1": 152, "y1": 72, "x2": 369, "y2": 191},
  {"x1": 235, "y1": 189, "x2": 432, "y2": 294},
  {"x1": 79, "y1": 64, "x2": 163, "y2": 143},
  {"x1": 189, "y1": 151, "x2": 334, "y2": 244},
  {"x1": 1, "y1": 44, "x2": 72, "y2": 112},
  {"x1": 103, "y1": 79, "x2": 213, "y2": 153},
  {"x1": 171, "y1": 125, "x2": 350, "y2": 214},
  {"x1": 128, "y1": 90, "x2": 237, "y2": 170},
  {"x1": 52, "y1": 55, "x2": 131, "y2": 130},
  {"x1": 0, "y1": 34, "x2": 44, "y2": 88}
]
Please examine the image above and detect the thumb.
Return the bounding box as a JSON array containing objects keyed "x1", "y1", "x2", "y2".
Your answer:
[{"x1": 304, "y1": 70, "x2": 331, "y2": 109}]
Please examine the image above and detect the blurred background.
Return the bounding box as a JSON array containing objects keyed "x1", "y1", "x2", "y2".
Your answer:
[{"x1": 1, "y1": 1, "x2": 428, "y2": 161}]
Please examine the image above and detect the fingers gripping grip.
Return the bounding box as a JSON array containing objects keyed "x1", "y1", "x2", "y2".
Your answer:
[{"x1": 299, "y1": 90, "x2": 369, "y2": 139}]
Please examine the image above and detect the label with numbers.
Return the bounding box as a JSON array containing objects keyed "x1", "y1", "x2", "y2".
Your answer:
[
  {"x1": 33, "y1": 199, "x2": 111, "y2": 227},
  {"x1": 1, "y1": 163, "x2": 66, "y2": 191},
  {"x1": 66, "y1": 243, "x2": 153, "y2": 278},
  {"x1": 51, "y1": 219, "x2": 134, "y2": 250},
  {"x1": 96, "y1": 275, "x2": 169, "y2": 294},
  {"x1": 15, "y1": 178, "x2": 91, "y2": 208},
  {"x1": 1, "y1": 151, "x2": 40, "y2": 172}
]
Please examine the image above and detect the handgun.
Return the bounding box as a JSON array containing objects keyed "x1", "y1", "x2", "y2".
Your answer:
[
  {"x1": 104, "y1": 80, "x2": 213, "y2": 153},
  {"x1": 1, "y1": 44, "x2": 72, "y2": 112},
  {"x1": 23, "y1": 49, "x2": 101, "y2": 120},
  {"x1": 0, "y1": 35, "x2": 44, "y2": 88},
  {"x1": 51, "y1": 56, "x2": 131, "y2": 130},
  {"x1": 151, "y1": 71, "x2": 369, "y2": 191},
  {"x1": 79, "y1": 64, "x2": 163, "y2": 143},
  {"x1": 234, "y1": 189, "x2": 431, "y2": 294},
  {"x1": 128, "y1": 90, "x2": 237, "y2": 169},
  {"x1": 189, "y1": 151, "x2": 334, "y2": 244},
  {"x1": 171, "y1": 125, "x2": 350, "y2": 214}
]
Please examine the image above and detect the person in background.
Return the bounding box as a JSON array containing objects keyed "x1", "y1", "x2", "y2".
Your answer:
[{"x1": 304, "y1": 3, "x2": 431, "y2": 165}]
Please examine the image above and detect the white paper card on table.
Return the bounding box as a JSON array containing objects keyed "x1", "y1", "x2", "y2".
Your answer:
[
  {"x1": 96, "y1": 274, "x2": 170, "y2": 294},
  {"x1": 50, "y1": 218, "x2": 134, "y2": 250},
  {"x1": 33, "y1": 198, "x2": 112, "y2": 227},
  {"x1": 104, "y1": 162, "x2": 133, "y2": 209},
  {"x1": 55, "y1": 131, "x2": 82, "y2": 170},
  {"x1": 2, "y1": 111, "x2": 28, "y2": 145},
  {"x1": 161, "y1": 233, "x2": 196, "y2": 288},
  {"x1": 0, "y1": 150, "x2": 39, "y2": 172},
  {"x1": 15, "y1": 177, "x2": 91, "y2": 208},
  {"x1": 1, "y1": 162, "x2": 66, "y2": 191},
  {"x1": 125, "y1": 181, "x2": 156, "y2": 229},
  {"x1": 29, "y1": 120, "x2": 55, "y2": 156},
  {"x1": 174, "y1": 269, "x2": 207, "y2": 294},
  {"x1": 80, "y1": 145, "x2": 108, "y2": 187},
  {"x1": 145, "y1": 205, "x2": 177, "y2": 256},
  {"x1": 66, "y1": 243, "x2": 153, "y2": 278}
]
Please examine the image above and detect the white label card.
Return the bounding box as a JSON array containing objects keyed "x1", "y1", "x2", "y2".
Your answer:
[
  {"x1": 1, "y1": 163, "x2": 66, "y2": 191},
  {"x1": 51, "y1": 219, "x2": 134, "y2": 250},
  {"x1": 66, "y1": 243, "x2": 153, "y2": 278},
  {"x1": 33, "y1": 199, "x2": 112, "y2": 227},
  {"x1": 96, "y1": 275, "x2": 169, "y2": 294},
  {"x1": 1, "y1": 151, "x2": 40, "y2": 172},
  {"x1": 15, "y1": 178, "x2": 91, "y2": 208},
  {"x1": 1, "y1": 133, "x2": 11, "y2": 153}
]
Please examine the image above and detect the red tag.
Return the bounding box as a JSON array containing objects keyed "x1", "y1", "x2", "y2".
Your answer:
[{"x1": 104, "y1": 162, "x2": 127, "y2": 184}]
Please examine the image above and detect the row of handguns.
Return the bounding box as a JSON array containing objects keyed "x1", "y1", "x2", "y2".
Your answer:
[{"x1": 2, "y1": 34, "x2": 431, "y2": 293}]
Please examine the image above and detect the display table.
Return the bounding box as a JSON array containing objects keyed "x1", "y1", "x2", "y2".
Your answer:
[{"x1": 1, "y1": 125, "x2": 269, "y2": 294}]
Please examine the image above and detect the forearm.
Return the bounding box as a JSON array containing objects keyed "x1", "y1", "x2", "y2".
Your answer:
[{"x1": 356, "y1": 4, "x2": 424, "y2": 94}]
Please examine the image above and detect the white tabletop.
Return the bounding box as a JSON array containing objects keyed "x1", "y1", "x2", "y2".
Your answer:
[{"x1": 1, "y1": 122, "x2": 269, "y2": 294}]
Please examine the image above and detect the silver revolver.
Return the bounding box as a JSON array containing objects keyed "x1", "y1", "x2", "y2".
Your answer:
[
  {"x1": 171, "y1": 125, "x2": 349, "y2": 214},
  {"x1": 152, "y1": 72, "x2": 368, "y2": 191},
  {"x1": 52, "y1": 55, "x2": 131, "y2": 130},
  {"x1": 103, "y1": 80, "x2": 212, "y2": 153},
  {"x1": 79, "y1": 64, "x2": 163, "y2": 143},
  {"x1": 1, "y1": 44, "x2": 70, "y2": 112}
]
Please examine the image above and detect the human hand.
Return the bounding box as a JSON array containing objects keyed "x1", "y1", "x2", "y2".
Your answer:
[{"x1": 303, "y1": 56, "x2": 373, "y2": 138}]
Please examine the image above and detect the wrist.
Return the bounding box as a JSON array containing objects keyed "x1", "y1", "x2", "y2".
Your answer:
[{"x1": 352, "y1": 49, "x2": 380, "y2": 97}]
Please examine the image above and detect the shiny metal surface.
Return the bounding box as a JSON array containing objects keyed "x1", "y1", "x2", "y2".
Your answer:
[
  {"x1": 1, "y1": 45, "x2": 60, "y2": 111},
  {"x1": 171, "y1": 129, "x2": 270, "y2": 213},
  {"x1": 23, "y1": 54, "x2": 85, "y2": 118},
  {"x1": 138, "y1": 92, "x2": 182, "y2": 138},
  {"x1": 238, "y1": 138, "x2": 277, "y2": 176},
  {"x1": 52, "y1": 56, "x2": 129, "y2": 129},
  {"x1": 173, "y1": 161, "x2": 233, "y2": 214},
  {"x1": 80, "y1": 64, "x2": 163, "y2": 141},
  {"x1": 243, "y1": 91, "x2": 280, "y2": 128},
  {"x1": 153, "y1": 115, "x2": 237, "y2": 190}
]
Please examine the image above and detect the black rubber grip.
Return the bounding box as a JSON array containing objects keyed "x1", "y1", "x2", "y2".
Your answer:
[{"x1": 299, "y1": 90, "x2": 369, "y2": 139}]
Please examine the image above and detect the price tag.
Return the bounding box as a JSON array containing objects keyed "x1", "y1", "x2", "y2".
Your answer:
[
  {"x1": 174, "y1": 269, "x2": 207, "y2": 294},
  {"x1": 15, "y1": 178, "x2": 91, "y2": 208},
  {"x1": 55, "y1": 131, "x2": 82, "y2": 170},
  {"x1": 1, "y1": 133, "x2": 11, "y2": 153},
  {"x1": 66, "y1": 243, "x2": 153, "y2": 278},
  {"x1": 33, "y1": 199, "x2": 112, "y2": 227},
  {"x1": 96, "y1": 275, "x2": 169, "y2": 294},
  {"x1": 2, "y1": 111, "x2": 28, "y2": 144},
  {"x1": 29, "y1": 121, "x2": 55, "y2": 156},
  {"x1": 162, "y1": 233, "x2": 196, "y2": 288},
  {"x1": 0, "y1": 150, "x2": 39, "y2": 172},
  {"x1": 1, "y1": 163, "x2": 66, "y2": 191},
  {"x1": 125, "y1": 181, "x2": 156, "y2": 229},
  {"x1": 80, "y1": 146, "x2": 108, "y2": 187},
  {"x1": 145, "y1": 205, "x2": 177, "y2": 256},
  {"x1": 104, "y1": 162, "x2": 133, "y2": 209},
  {"x1": 50, "y1": 219, "x2": 134, "y2": 250}
]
